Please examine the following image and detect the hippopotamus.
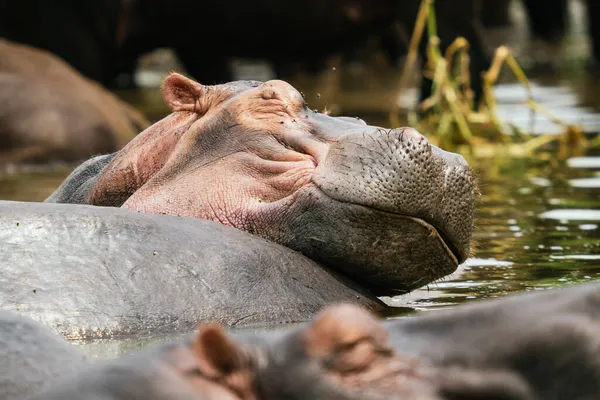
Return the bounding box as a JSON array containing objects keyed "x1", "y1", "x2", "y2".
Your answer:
[
  {"x1": 26, "y1": 321, "x2": 262, "y2": 400},
  {"x1": 0, "y1": 311, "x2": 88, "y2": 400},
  {"x1": 0, "y1": 200, "x2": 382, "y2": 339},
  {"x1": 0, "y1": 39, "x2": 148, "y2": 166},
  {"x1": 265, "y1": 283, "x2": 600, "y2": 399},
  {"x1": 24, "y1": 284, "x2": 600, "y2": 400},
  {"x1": 21, "y1": 303, "x2": 508, "y2": 400},
  {"x1": 48, "y1": 73, "x2": 475, "y2": 294},
  {"x1": 384, "y1": 282, "x2": 600, "y2": 400},
  {"x1": 4, "y1": 73, "x2": 474, "y2": 338}
]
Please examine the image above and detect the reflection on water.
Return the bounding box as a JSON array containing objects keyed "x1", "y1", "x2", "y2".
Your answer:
[{"x1": 567, "y1": 156, "x2": 600, "y2": 168}]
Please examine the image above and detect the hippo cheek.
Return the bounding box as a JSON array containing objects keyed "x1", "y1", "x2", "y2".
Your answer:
[
  {"x1": 265, "y1": 186, "x2": 459, "y2": 296},
  {"x1": 262, "y1": 127, "x2": 475, "y2": 296}
]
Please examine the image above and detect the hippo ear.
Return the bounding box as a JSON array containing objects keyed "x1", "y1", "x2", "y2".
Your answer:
[
  {"x1": 303, "y1": 304, "x2": 392, "y2": 372},
  {"x1": 161, "y1": 72, "x2": 206, "y2": 113},
  {"x1": 193, "y1": 324, "x2": 245, "y2": 379}
]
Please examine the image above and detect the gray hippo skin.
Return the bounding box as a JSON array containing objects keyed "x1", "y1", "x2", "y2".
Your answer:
[
  {"x1": 0, "y1": 200, "x2": 382, "y2": 339},
  {"x1": 0, "y1": 311, "x2": 88, "y2": 400},
  {"x1": 47, "y1": 73, "x2": 476, "y2": 296},
  {"x1": 32, "y1": 291, "x2": 590, "y2": 400},
  {"x1": 383, "y1": 283, "x2": 600, "y2": 400},
  {"x1": 260, "y1": 284, "x2": 600, "y2": 400}
]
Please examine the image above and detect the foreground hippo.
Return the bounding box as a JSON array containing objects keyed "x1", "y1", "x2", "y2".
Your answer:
[
  {"x1": 267, "y1": 283, "x2": 600, "y2": 399},
  {"x1": 48, "y1": 73, "x2": 475, "y2": 296},
  {"x1": 0, "y1": 39, "x2": 148, "y2": 166},
  {"x1": 25, "y1": 284, "x2": 600, "y2": 400},
  {"x1": 24, "y1": 304, "x2": 505, "y2": 400},
  {"x1": 0, "y1": 311, "x2": 88, "y2": 400},
  {"x1": 26, "y1": 322, "x2": 261, "y2": 400},
  {"x1": 0, "y1": 200, "x2": 382, "y2": 339},
  {"x1": 385, "y1": 283, "x2": 600, "y2": 400}
]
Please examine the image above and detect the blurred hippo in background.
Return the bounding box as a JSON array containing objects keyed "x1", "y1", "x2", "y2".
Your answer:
[
  {"x1": 0, "y1": 39, "x2": 148, "y2": 166},
  {"x1": 49, "y1": 73, "x2": 475, "y2": 296}
]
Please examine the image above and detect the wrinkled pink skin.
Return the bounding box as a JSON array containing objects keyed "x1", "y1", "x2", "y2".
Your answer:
[{"x1": 87, "y1": 73, "x2": 475, "y2": 295}]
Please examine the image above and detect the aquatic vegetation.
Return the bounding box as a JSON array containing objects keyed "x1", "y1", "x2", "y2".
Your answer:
[{"x1": 390, "y1": 0, "x2": 590, "y2": 158}]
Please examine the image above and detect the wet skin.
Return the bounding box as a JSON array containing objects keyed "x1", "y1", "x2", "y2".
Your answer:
[
  {"x1": 48, "y1": 73, "x2": 475, "y2": 296},
  {"x1": 0, "y1": 200, "x2": 383, "y2": 340}
]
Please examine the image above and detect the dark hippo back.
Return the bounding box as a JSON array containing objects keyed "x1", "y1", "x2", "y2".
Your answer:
[
  {"x1": 384, "y1": 283, "x2": 600, "y2": 400},
  {"x1": 46, "y1": 153, "x2": 117, "y2": 204},
  {"x1": 0, "y1": 311, "x2": 88, "y2": 400},
  {"x1": 0, "y1": 201, "x2": 383, "y2": 340}
]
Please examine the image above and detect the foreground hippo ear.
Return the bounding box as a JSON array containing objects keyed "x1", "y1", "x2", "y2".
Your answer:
[
  {"x1": 194, "y1": 324, "x2": 246, "y2": 378},
  {"x1": 303, "y1": 303, "x2": 393, "y2": 372},
  {"x1": 161, "y1": 73, "x2": 206, "y2": 113}
]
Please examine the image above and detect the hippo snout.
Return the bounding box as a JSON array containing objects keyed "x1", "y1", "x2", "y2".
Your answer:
[{"x1": 303, "y1": 127, "x2": 475, "y2": 293}]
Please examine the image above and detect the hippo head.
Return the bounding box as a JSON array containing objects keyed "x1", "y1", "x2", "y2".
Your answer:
[
  {"x1": 258, "y1": 303, "x2": 437, "y2": 399},
  {"x1": 89, "y1": 73, "x2": 475, "y2": 295},
  {"x1": 259, "y1": 304, "x2": 535, "y2": 400}
]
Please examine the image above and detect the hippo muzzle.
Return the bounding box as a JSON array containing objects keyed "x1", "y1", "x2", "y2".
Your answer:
[{"x1": 270, "y1": 122, "x2": 474, "y2": 295}]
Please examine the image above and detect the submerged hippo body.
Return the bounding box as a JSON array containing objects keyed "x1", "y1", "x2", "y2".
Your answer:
[
  {"x1": 0, "y1": 200, "x2": 382, "y2": 339},
  {"x1": 28, "y1": 285, "x2": 600, "y2": 400},
  {"x1": 48, "y1": 73, "x2": 475, "y2": 297},
  {"x1": 264, "y1": 284, "x2": 600, "y2": 400},
  {"x1": 0, "y1": 311, "x2": 88, "y2": 400},
  {"x1": 384, "y1": 283, "x2": 600, "y2": 400},
  {"x1": 0, "y1": 39, "x2": 148, "y2": 166}
]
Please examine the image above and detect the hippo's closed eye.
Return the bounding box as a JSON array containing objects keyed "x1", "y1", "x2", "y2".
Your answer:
[{"x1": 259, "y1": 304, "x2": 439, "y2": 399}]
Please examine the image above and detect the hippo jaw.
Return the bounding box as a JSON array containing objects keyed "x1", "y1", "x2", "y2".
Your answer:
[
  {"x1": 253, "y1": 126, "x2": 474, "y2": 295},
  {"x1": 88, "y1": 73, "x2": 474, "y2": 296}
]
